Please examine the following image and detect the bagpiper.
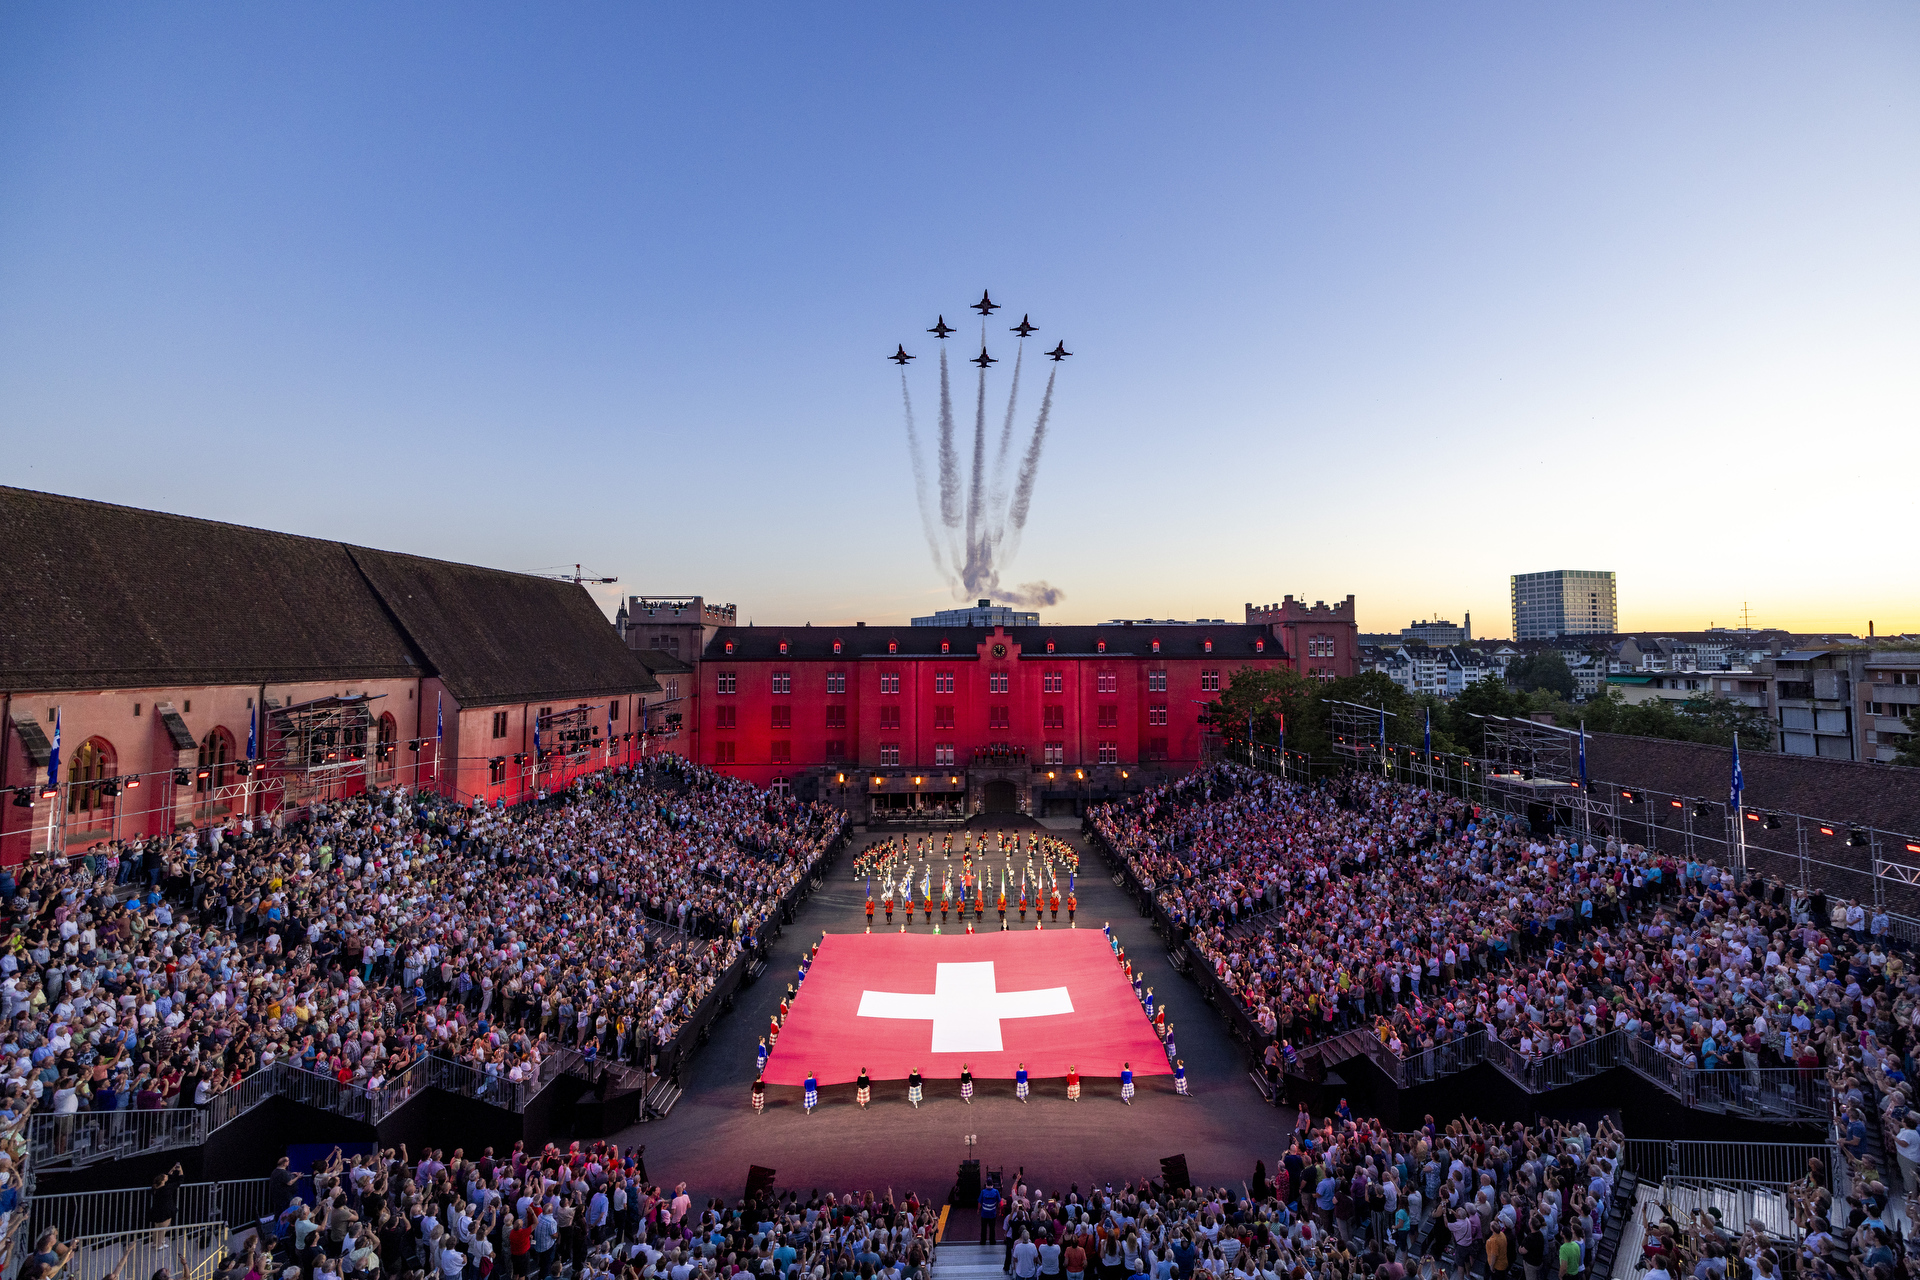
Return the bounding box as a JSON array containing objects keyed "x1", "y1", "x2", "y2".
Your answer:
[
  {"x1": 907, "y1": 1067, "x2": 924, "y2": 1108},
  {"x1": 803, "y1": 1071, "x2": 818, "y2": 1114},
  {"x1": 1015, "y1": 1062, "x2": 1030, "y2": 1103},
  {"x1": 960, "y1": 1064, "x2": 974, "y2": 1104},
  {"x1": 1120, "y1": 1062, "x2": 1135, "y2": 1105},
  {"x1": 1174, "y1": 1058, "x2": 1189, "y2": 1096},
  {"x1": 856, "y1": 1067, "x2": 871, "y2": 1109},
  {"x1": 751, "y1": 1075, "x2": 765, "y2": 1114},
  {"x1": 1066, "y1": 1065, "x2": 1081, "y2": 1102}
]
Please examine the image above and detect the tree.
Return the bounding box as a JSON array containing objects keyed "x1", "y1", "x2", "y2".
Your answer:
[
  {"x1": 1897, "y1": 713, "x2": 1920, "y2": 768},
  {"x1": 1676, "y1": 692, "x2": 1776, "y2": 750},
  {"x1": 1207, "y1": 666, "x2": 1321, "y2": 751},
  {"x1": 1509, "y1": 649, "x2": 1576, "y2": 699},
  {"x1": 1448, "y1": 675, "x2": 1525, "y2": 754}
]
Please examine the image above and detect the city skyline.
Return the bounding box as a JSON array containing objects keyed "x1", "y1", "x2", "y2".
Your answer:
[{"x1": 2, "y1": 5, "x2": 1914, "y2": 635}]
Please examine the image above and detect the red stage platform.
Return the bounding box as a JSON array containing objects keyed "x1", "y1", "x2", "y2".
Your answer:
[{"x1": 762, "y1": 929, "x2": 1168, "y2": 1086}]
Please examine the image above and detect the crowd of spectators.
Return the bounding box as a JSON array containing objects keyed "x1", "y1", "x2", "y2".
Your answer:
[
  {"x1": 0, "y1": 756, "x2": 843, "y2": 1181},
  {"x1": 1091, "y1": 765, "x2": 1915, "y2": 1100}
]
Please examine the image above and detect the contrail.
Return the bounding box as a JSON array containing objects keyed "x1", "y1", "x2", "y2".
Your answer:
[
  {"x1": 936, "y1": 348, "x2": 960, "y2": 530},
  {"x1": 1007, "y1": 364, "x2": 1056, "y2": 535},
  {"x1": 987, "y1": 342, "x2": 1024, "y2": 546},
  {"x1": 901, "y1": 373, "x2": 945, "y2": 573},
  {"x1": 965, "y1": 355, "x2": 988, "y2": 581}
]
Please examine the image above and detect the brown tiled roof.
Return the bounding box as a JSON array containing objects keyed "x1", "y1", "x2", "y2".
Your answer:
[
  {"x1": 1585, "y1": 731, "x2": 1920, "y2": 839},
  {"x1": 345, "y1": 546, "x2": 658, "y2": 707},
  {"x1": 0, "y1": 487, "x2": 423, "y2": 691}
]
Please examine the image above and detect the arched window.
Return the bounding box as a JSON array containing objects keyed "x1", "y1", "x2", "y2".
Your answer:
[
  {"x1": 197, "y1": 727, "x2": 235, "y2": 793},
  {"x1": 67, "y1": 738, "x2": 116, "y2": 816},
  {"x1": 376, "y1": 713, "x2": 398, "y2": 780}
]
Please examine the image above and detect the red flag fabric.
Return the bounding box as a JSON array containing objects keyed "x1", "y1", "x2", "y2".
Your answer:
[{"x1": 762, "y1": 930, "x2": 1167, "y2": 1086}]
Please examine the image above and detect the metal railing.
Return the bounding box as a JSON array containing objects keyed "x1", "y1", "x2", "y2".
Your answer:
[
  {"x1": 1484, "y1": 1029, "x2": 1624, "y2": 1091},
  {"x1": 1620, "y1": 1139, "x2": 1835, "y2": 1189},
  {"x1": 36, "y1": 1223, "x2": 247, "y2": 1280},
  {"x1": 30, "y1": 1180, "x2": 270, "y2": 1248},
  {"x1": 1623, "y1": 1038, "x2": 1829, "y2": 1120},
  {"x1": 27, "y1": 1108, "x2": 208, "y2": 1172},
  {"x1": 1369, "y1": 1030, "x2": 1487, "y2": 1088}
]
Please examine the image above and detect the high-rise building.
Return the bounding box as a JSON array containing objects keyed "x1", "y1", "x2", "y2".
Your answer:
[
  {"x1": 1401, "y1": 615, "x2": 1470, "y2": 646},
  {"x1": 1510, "y1": 570, "x2": 1617, "y2": 640}
]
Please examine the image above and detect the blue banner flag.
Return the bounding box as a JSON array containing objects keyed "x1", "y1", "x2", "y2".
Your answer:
[
  {"x1": 246, "y1": 704, "x2": 257, "y2": 761},
  {"x1": 1424, "y1": 706, "x2": 1432, "y2": 756},
  {"x1": 46, "y1": 709, "x2": 60, "y2": 793},
  {"x1": 1731, "y1": 733, "x2": 1744, "y2": 809},
  {"x1": 1579, "y1": 722, "x2": 1588, "y2": 789},
  {"x1": 435, "y1": 691, "x2": 443, "y2": 741}
]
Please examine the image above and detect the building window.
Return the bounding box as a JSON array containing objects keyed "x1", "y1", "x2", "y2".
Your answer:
[
  {"x1": 492, "y1": 711, "x2": 509, "y2": 738},
  {"x1": 989, "y1": 706, "x2": 1010, "y2": 730},
  {"x1": 880, "y1": 707, "x2": 902, "y2": 730},
  {"x1": 724, "y1": 641, "x2": 734, "y2": 655},
  {"x1": 1044, "y1": 704, "x2": 1065, "y2": 729},
  {"x1": 935, "y1": 743, "x2": 954, "y2": 766},
  {"x1": 1046, "y1": 641, "x2": 1055, "y2": 653},
  {"x1": 989, "y1": 672, "x2": 1010, "y2": 694},
  {"x1": 714, "y1": 741, "x2": 736, "y2": 764},
  {"x1": 716, "y1": 706, "x2": 736, "y2": 729},
  {"x1": 771, "y1": 706, "x2": 791, "y2": 729},
  {"x1": 825, "y1": 705, "x2": 847, "y2": 729},
  {"x1": 880, "y1": 674, "x2": 901, "y2": 694},
  {"x1": 1096, "y1": 672, "x2": 1117, "y2": 694},
  {"x1": 825, "y1": 740, "x2": 847, "y2": 762},
  {"x1": 934, "y1": 671, "x2": 955, "y2": 694},
  {"x1": 1148, "y1": 705, "x2": 1168, "y2": 726},
  {"x1": 1200, "y1": 669, "x2": 1221, "y2": 692},
  {"x1": 827, "y1": 672, "x2": 847, "y2": 694},
  {"x1": 197, "y1": 727, "x2": 234, "y2": 793},
  {"x1": 772, "y1": 672, "x2": 792, "y2": 694},
  {"x1": 1043, "y1": 671, "x2": 1064, "y2": 693},
  {"x1": 771, "y1": 740, "x2": 792, "y2": 763},
  {"x1": 1146, "y1": 737, "x2": 1169, "y2": 761},
  {"x1": 1308, "y1": 635, "x2": 1336, "y2": 659},
  {"x1": 1203, "y1": 639, "x2": 1212, "y2": 653},
  {"x1": 67, "y1": 738, "x2": 114, "y2": 815},
  {"x1": 1044, "y1": 742, "x2": 1064, "y2": 765},
  {"x1": 1148, "y1": 670, "x2": 1167, "y2": 692},
  {"x1": 1151, "y1": 639, "x2": 1161, "y2": 653},
  {"x1": 609, "y1": 702, "x2": 620, "y2": 721},
  {"x1": 941, "y1": 639, "x2": 950, "y2": 653},
  {"x1": 888, "y1": 641, "x2": 898, "y2": 654},
  {"x1": 934, "y1": 705, "x2": 955, "y2": 730},
  {"x1": 717, "y1": 671, "x2": 737, "y2": 694},
  {"x1": 1097, "y1": 640, "x2": 1106, "y2": 653},
  {"x1": 1097, "y1": 705, "x2": 1118, "y2": 728},
  {"x1": 1098, "y1": 741, "x2": 1119, "y2": 765},
  {"x1": 879, "y1": 743, "x2": 900, "y2": 765}
]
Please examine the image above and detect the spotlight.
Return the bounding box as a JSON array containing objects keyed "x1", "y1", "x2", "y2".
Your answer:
[
  {"x1": 1693, "y1": 803, "x2": 1713, "y2": 820},
  {"x1": 125, "y1": 776, "x2": 140, "y2": 789},
  {"x1": 409, "y1": 740, "x2": 423, "y2": 753},
  {"x1": 1620, "y1": 790, "x2": 1637, "y2": 803},
  {"x1": 235, "y1": 761, "x2": 251, "y2": 777},
  {"x1": 196, "y1": 768, "x2": 211, "y2": 782},
  {"x1": 1847, "y1": 829, "x2": 1869, "y2": 848},
  {"x1": 100, "y1": 778, "x2": 121, "y2": 797},
  {"x1": 1764, "y1": 814, "x2": 1780, "y2": 830},
  {"x1": 173, "y1": 770, "x2": 191, "y2": 786},
  {"x1": 10, "y1": 789, "x2": 31, "y2": 808},
  {"x1": 38, "y1": 787, "x2": 55, "y2": 800}
]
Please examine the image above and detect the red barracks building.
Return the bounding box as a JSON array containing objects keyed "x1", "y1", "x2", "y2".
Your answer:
[{"x1": 669, "y1": 615, "x2": 1353, "y2": 820}]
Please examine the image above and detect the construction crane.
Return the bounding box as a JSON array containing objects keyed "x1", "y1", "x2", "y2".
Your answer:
[{"x1": 537, "y1": 564, "x2": 619, "y2": 585}]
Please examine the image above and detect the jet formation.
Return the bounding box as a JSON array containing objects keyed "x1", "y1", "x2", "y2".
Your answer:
[{"x1": 894, "y1": 292, "x2": 1070, "y2": 368}]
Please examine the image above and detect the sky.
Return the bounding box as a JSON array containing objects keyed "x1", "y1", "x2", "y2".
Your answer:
[{"x1": 2, "y1": 4, "x2": 1916, "y2": 638}]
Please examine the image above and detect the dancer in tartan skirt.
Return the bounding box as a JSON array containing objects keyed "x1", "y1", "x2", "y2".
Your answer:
[
  {"x1": 1120, "y1": 1062, "x2": 1135, "y2": 1104},
  {"x1": 1015, "y1": 1063, "x2": 1030, "y2": 1103},
  {"x1": 856, "y1": 1067, "x2": 871, "y2": 1109},
  {"x1": 960, "y1": 1064, "x2": 974, "y2": 1104},
  {"x1": 1066, "y1": 1066, "x2": 1081, "y2": 1102},
  {"x1": 1174, "y1": 1059, "x2": 1189, "y2": 1096},
  {"x1": 803, "y1": 1071, "x2": 818, "y2": 1114},
  {"x1": 751, "y1": 1076, "x2": 765, "y2": 1114},
  {"x1": 907, "y1": 1067, "x2": 924, "y2": 1108}
]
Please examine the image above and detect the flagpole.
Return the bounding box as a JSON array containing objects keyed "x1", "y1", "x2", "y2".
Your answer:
[{"x1": 1732, "y1": 732, "x2": 1748, "y2": 882}]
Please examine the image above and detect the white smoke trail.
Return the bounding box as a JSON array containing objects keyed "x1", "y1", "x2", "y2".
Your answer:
[
  {"x1": 901, "y1": 373, "x2": 946, "y2": 573},
  {"x1": 1006, "y1": 364, "x2": 1056, "y2": 542},
  {"x1": 937, "y1": 347, "x2": 960, "y2": 530},
  {"x1": 987, "y1": 342, "x2": 1024, "y2": 546}
]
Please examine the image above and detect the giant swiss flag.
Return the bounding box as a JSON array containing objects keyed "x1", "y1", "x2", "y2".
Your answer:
[{"x1": 762, "y1": 930, "x2": 1168, "y2": 1086}]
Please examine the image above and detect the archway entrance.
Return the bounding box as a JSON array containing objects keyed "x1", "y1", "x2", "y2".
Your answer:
[{"x1": 983, "y1": 779, "x2": 1018, "y2": 813}]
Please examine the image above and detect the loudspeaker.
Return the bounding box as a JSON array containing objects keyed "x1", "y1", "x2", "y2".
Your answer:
[
  {"x1": 956, "y1": 1159, "x2": 981, "y2": 1203},
  {"x1": 746, "y1": 1166, "x2": 777, "y2": 1200},
  {"x1": 1159, "y1": 1155, "x2": 1190, "y2": 1191}
]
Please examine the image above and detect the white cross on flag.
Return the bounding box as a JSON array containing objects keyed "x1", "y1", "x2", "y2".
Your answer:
[{"x1": 763, "y1": 930, "x2": 1167, "y2": 1085}]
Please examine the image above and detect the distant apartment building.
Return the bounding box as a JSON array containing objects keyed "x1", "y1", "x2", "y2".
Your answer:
[
  {"x1": 913, "y1": 600, "x2": 1041, "y2": 628},
  {"x1": 1510, "y1": 570, "x2": 1617, "y2": 641},
  {"x1": 1758, "y1": 648, "x2": 1920, "y2": 762},
  {"x1": 1608, "y1": 671, "x2": 1768, "y2": 709},
  {"x1": 1860, "y1": 652, "x2": 1920, "y2": 763},
  {"x1": 1401, "y1": 615, "x2": 1471, "y2": 646}
]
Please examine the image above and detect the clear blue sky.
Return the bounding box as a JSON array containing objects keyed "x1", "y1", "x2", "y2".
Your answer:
[{"x1": 3, "y1": 4, "x2": 1915, "y2": 635}]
